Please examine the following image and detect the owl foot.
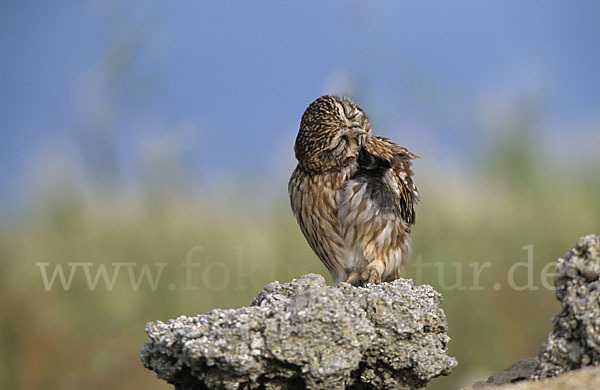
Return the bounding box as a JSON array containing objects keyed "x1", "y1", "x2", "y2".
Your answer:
[
  {"x1": 360, "y1": 261, "x2": 384, "y2": 284},
  {"x1": 345, "y1": 271, "x2": 361, "y2": 285}
]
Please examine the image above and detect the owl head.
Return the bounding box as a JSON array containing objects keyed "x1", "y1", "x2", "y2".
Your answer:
[{"x1": 294, "y1": 95, "x2": 371, "y2": 173}]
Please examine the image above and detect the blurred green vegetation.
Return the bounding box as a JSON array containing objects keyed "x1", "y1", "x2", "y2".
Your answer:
[
  {"x1": 1, "y1": 118, "x2": 598, "y2": 389},
  {"x1": 3, "y1": 4, "x2": 600, "y2": 389}
]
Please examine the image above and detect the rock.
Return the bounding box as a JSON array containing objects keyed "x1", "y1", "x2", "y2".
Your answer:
[
  {"x1": 491, "y1": 366, "x2": 600, "y2": 389},
  {"x1": 464, "y1": 358, "x2": 538, "y2": 389},
  {"x1": 464, "y1": 234, "x2": 600, "y2": 390},
  {"x1": 534, "y1": 234, "x2": 600, "y2": 379},
  {"x1": 140, "y1": 274, "x2": 457, "y2": 389}
]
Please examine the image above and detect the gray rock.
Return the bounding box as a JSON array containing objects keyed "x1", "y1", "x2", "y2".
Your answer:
[
  {"x1": 534, "y1": 234, "x2": 600, "y2": 378},
  {"x1": 140, "y1": 274, "x2": 457, "y2": 389},
  {"x1": 489, "y1": 366, "x2": 600, "y2": 389},
  {"x1": 462, "y1": 358, "x2": 538, "y2": 389}
]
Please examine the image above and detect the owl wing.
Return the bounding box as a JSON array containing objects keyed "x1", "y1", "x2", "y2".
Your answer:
[{"x1": 361, "y1": 136, "x2": 419, "y2": 225}]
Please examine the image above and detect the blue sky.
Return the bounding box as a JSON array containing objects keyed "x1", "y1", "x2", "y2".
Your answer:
[{"x1": 1, "y1": 1, "x2": 599, "y2": 211}]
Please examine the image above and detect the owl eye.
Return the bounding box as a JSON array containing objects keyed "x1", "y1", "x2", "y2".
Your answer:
[{"x1": 331, "y1": 136, "x2": 346, "y2": 151}]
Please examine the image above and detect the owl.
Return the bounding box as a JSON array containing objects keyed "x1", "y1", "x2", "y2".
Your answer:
[{"x1": 289, "y1": 95, "x2": 419, "y2": 285}]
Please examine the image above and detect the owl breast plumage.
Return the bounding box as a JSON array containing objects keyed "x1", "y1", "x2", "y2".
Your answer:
[{"x1": 289, "y1": 95, "x2": 419, "y2": 285}]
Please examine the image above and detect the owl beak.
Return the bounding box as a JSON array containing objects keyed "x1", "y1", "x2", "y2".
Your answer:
[{"x1": 349, "y1": 127, "x2": 368, "y2": 136}]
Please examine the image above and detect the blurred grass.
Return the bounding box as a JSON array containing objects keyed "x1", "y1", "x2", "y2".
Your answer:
[
  {"x1": 3, "y1": 5, "x2": 599, "y2": 389},
  {"x1": 1, "y1": 126, "x2": 599, "y2": 389}
]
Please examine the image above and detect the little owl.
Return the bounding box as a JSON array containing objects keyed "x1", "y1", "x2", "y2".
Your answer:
[{"x1": 289, "y1": 95, "x2": 419, "y2": 285}]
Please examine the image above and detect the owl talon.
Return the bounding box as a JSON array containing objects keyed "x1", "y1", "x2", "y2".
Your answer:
[
  {"x1": 345, "y1": 271, "x2": 361, "y2": 285},
  {"x1": 361, "y1": 262, "x2": 383, "y2": 284}
]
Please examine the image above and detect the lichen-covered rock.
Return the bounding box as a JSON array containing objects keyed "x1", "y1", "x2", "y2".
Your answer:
[
  {"x1": 140, "y1": 274, "x2": 457, "y2": 389},
  {"x1": 534, "y1": 234, "x2": 600, "y2": 378}
]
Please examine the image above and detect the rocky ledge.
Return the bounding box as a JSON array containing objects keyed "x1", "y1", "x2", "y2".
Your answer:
[{"x1": 140, "y1": 274, "x2": 457, "y2": 389}]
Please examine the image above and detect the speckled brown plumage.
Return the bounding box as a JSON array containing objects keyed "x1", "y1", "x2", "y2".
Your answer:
[{"x1": 289, "y1": 95, "x2": 419, "y2": 285}]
